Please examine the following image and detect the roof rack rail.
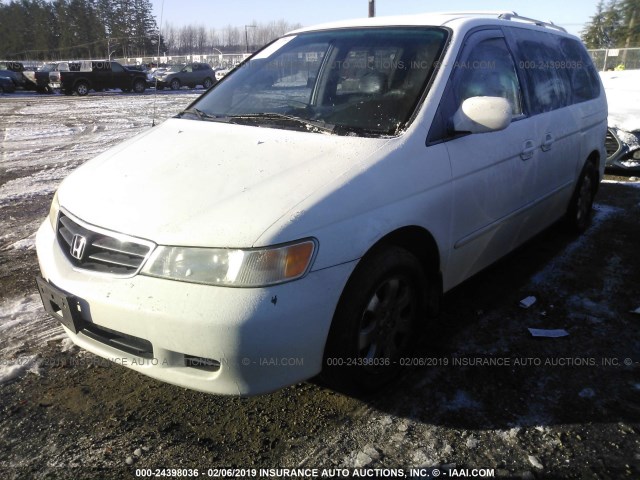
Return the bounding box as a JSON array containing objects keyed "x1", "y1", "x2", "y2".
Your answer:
[
  {"x1": 498, "y1": 12, "x2": 567, "y2": 33},
  {"x1": 436, "y1": 11, "x2": 567, "y2": 33}
]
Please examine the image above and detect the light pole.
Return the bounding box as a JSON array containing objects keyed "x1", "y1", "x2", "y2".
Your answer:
[
  {"x1": 369, "y1": 0, "x2": 375, "y2": 17},
  {"x1": 211, "y1": 47, "x2": 223, "y2": 67},
  {"x1": 244, "y1": 24, "x2": 256, "y2": 54},
  {"x1": 107, "y1": 38, "x2": 115, "y2": 60}
]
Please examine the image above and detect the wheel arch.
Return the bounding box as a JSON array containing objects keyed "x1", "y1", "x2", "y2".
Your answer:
[{"x1": 342, "y1": 225, "x2": 443, "y2": 317}]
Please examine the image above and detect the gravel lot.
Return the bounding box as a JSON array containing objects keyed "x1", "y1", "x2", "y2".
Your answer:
[{"x1": 0, "y1": 91, "x2": 639, "y2": 480}]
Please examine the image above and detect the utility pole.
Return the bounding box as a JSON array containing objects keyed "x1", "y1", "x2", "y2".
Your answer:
[
  {"x1": 369, "y1": 0, "x2": 375, "y2": 17},
  {"x1": 244, "y1": 24, "x2": 256, "y2": 54}
]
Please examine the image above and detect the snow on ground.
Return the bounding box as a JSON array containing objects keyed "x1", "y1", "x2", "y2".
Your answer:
[
  {"x1": 600, "y1": 70, "x2": 640, "y2": 132},
  {"x1": 0, "y1": 91, "x2": 200, "y2": 384},
  {"x1": 0, "y1": 295, "x2": 58, "y2": 383}
]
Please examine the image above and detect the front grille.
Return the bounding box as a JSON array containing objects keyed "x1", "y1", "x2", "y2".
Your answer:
[
  {"x1": 56, "y1": 212, "x2": 152, "y2": 275},
  {"x1": 605, "y1": 129, "x2": 621, "y2": 158}
]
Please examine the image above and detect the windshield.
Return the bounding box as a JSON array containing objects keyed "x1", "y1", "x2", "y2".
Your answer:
[
  {"x1": 190, "y1": 27, "x2": 448, "y2": 137},
  {"x1": 39, "y1": 64, "x2": 56, "y2": 72}
]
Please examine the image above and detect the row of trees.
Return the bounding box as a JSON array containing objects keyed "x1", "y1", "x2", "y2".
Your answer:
[
  {"x1": 161, "y1": 20, "x2": 302, "y2": 55},
  {"x1": 0, "y1": 0, "x2": 301, "y2": 60},
  {"x1": 581, "y1": 0, "x2": 639, "y2": 49},
  {"x1": 0, "y1": 0, "x2": 161, "y2": 60}
]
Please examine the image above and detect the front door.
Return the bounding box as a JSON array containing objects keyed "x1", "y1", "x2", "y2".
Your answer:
[{"x1": 436, "y1": 29, "x2": 537, "y2": 288}]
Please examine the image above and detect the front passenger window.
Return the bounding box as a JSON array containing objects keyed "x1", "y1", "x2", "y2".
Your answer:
[{"x1": 455, "y1": 37, "x2": 523, "y2": 116}]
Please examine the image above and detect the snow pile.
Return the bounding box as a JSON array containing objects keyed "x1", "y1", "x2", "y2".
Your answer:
[
  {"x1": 0, "y1": 295, "x2": 61, "y2": 384},
  {"x1": 600, "y1": 70, "x2": 640, "y2": 132}
]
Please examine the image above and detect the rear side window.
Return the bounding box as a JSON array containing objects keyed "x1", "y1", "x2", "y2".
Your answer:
[
  {"x1": 512, "y1": 29, "x2": 600, "y2": 113},
  {"x1": 556, "y1": 37, "x2": 601, "y2": 102}
]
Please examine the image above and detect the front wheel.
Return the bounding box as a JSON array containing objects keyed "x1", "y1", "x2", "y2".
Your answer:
[
  {"x1": 203, "y1": 77, "x2": 214, "y2": 89},
  {"x1": 170, "y1": 78, "x2": 181, "y2": 90},
  {"x1": 321, "y1": 246, "x2": 429, "y2": 393},
  {"x1": 133, "y1": 79, "x2": 146, "y2": 93},
  {"x1": 566, "y1": 162, "x2": 597, "y2": 233}
]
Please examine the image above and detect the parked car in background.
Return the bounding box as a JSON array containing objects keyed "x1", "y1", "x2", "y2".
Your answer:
[
  {"x1": 155, "y1": 62, "x2": 215, "y2": 90},
  {"x1": 59, "y1": 60, "x2": 147, "y2": 95},
  {"x1": 0, "y1": 75, "x2": 16, "y2": 93},
  {"x1": 36, "y1": 11, "x2": 606, "y2": 396},
  {"x1": 214, "y1": 67, "x2": 232, "y2": 82},
  {"x1": 0, "y1": 61, "x2": 35, "y2": 90}
]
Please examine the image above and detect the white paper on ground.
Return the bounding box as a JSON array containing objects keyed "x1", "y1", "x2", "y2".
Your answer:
[
  {"x1": 528, "y1": 328, "x2": 569, "y2": 338},
  {"x1": 520, "y1": 296, "x2": 537, "y2": 308}
]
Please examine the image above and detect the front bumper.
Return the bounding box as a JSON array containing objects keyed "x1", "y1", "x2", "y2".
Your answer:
[{"x1": 36, "y1": 219, "x2": 355, "y2": 395}]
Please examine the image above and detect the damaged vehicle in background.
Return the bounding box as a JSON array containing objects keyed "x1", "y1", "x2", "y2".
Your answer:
[{"x1": 605, "y1": 127, "x2": 640, "y2": 174}]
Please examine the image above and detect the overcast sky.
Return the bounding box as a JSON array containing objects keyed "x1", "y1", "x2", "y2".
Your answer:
[{"x1": 149, "y1": 0, "x2": 598, "y2": 37}]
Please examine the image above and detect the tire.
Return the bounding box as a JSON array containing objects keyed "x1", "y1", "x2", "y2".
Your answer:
[
  {"x1": 566, "y1": 161, "x2": 597, "y2": 233},
  {"x1": 133, "y1": 79, "x2": 146, "y2": 93},
  {"x1": 75, "y1": 82, "x2": 89, "y2": 96},
  {"x1": 321, "y1": 246, "x2": 429, "y2": 393},
  {"x1": 203, "y1": 77, "x2": 214, "y2": 89},
  {"x1": 170, "y1": 78, "x2": 181, "y2": 90}
]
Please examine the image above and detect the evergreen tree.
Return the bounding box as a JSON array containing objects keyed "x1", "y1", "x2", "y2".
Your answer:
[{"x1": 582, "y1": 0, "x2": 640, "y2": 48}]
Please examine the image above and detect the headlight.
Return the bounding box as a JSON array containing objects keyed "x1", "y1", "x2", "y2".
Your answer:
[
  {"x1": 141, "y1": 239, "x2": 316, "y2": 287},
  {"x1": 633, "y1": 150, "x2": 640, "y2": 160},
  {"x1": 49, "y1": 191, "x2": 60, "y2": 231}
]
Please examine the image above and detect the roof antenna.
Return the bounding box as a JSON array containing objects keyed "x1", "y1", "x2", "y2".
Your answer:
[{"x1": 152, "y1": 0, "x2": 165, "y2": 127}]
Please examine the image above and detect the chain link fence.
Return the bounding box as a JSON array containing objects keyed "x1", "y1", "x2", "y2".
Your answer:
[
  {"x1": 588, "y1": 48, "x2": 640, "y2": 71},
  {"x1": 113, "y1": 53, "x2": 250, "y2": 69}
]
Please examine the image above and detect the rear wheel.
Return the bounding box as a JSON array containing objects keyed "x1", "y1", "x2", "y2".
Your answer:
[
  {"x1": 566, "y1": 161, "x2": 597, "y2": 233},
  {"x1": 203, "y1": 77, "x2": 214, "y2": 89},
  {"x1": 321, "y1": 246, "x2": 429, "y2": 393},
  {"x1": 75, "y1": 81, "x2": 89, "y2": 96},
  {"x1": 170, "y1": 78, "x2": 181, "y2": 90}
]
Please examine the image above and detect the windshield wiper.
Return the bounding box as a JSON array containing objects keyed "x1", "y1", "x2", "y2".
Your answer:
[
  {"x1": 227, "y1": 113, "x2": 335, "y2": 134},
  {"x1": 176, "y1": 108, "x2": 229, "y2": 122}
]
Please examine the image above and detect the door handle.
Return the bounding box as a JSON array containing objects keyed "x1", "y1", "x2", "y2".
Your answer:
[
  {"x1": 541, "y1": 133, "x2": 554, "y2": 152},
  {"x1": 521, "y1": 140, "x2": 536, "y2": 160}
]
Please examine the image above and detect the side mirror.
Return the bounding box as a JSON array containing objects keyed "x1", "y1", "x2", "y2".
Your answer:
[{"x1": 453, "y1": 96, "x2": 512, "y2": 134}]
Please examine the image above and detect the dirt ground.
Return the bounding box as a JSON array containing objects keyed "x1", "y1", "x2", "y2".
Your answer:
[{"x1": 0, "y1": 92, "x2": 639, "y2": 480}]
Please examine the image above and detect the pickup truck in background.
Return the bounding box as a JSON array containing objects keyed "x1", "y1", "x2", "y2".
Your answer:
[
  {"x1": 60, "y1": 61, "x2": 147, "y2": 96},
  {"x1": 35, "y1": 62, "x2": 78, "y2": 93}
]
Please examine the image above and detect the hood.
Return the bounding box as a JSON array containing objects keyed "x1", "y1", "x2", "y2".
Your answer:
[{"x1": 59, "y1": 118, "x2": 390, "y2": 247}]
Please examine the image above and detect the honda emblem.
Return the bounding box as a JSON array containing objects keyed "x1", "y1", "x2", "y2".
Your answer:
[{"x1": 70, "y1": 234, "x2": 87, "y2": 260}]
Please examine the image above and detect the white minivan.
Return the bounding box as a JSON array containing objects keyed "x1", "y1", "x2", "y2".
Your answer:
[{"x1": 36, "y1": 11, "x2": 607, "y2": 396}]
